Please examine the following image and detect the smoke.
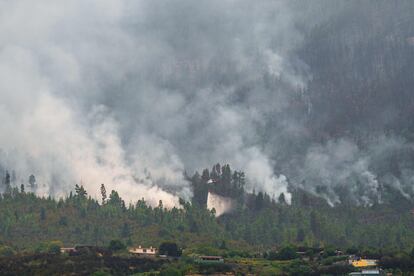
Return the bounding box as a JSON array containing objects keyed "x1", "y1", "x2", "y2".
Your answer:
[
  {"x1": 207, "y1": 192, "x2": 235, "y2": 217},
  {"x1": 0, "y1": 0, "x2": 306, "y2": 205},
  {"x1": 283, "y1": 134, "x2": 414, "y2": 206},
  {"x1": 0, "y1": 0, "x2": 412, "y2": 206}
]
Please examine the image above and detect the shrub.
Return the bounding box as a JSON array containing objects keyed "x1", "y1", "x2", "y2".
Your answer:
[
  {"x1": 48, "y1": 240, "x2": 63, "y2": 254},
  {"x1": 321, "y1": 255, "x2": 347, "y2": 266},
  {"x1": 267, "y1": 246, "x2": 299, "y2": 260},
  {"x1": 160, "y1": 267, "x2": 182, "y2": 276},
  {"x1": 35, "y1": 240, "x2": 63, "y2": 254},
  {"x1": 159, "y1": 242, "x2": 182, "y2": 257},
  {"x1": 108, "y1": 240, "x2": 126, "y2": 251},
  {"x1": 0, "y1": 246, "x2": 16, "y2": 257}
]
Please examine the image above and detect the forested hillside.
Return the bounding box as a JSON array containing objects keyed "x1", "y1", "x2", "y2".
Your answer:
[
  {"x1": 301, "y1": 1, "x2": 414, "y2": 136},
  {"x1": 1, "y1": 164, "x2": 414, "y2": 255}
]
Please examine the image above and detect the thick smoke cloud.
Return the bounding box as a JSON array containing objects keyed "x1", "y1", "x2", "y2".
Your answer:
[
  {"x1": 0, "y1": 0, "x2": 412, "y2": 206},
  {"x1": 290, "y1": 136, "x2": 414, "y2": 206},
  {"x1": 0, "y1": 0, "x2": 305, "y2": 205}
]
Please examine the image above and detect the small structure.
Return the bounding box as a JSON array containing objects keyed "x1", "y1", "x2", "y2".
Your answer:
[
  {"x1": 349, "y1": 269, "x2": 385, "y2": 276},
  {"x1": 129, "y1": 245, "x2": 157, "y2": 256},
  {"x1": 60, "y1": 247, "x2": 76, "y2": 254},
  {"x1": 351, "y1": 259, "x2": 378, "y2": 268},
  {"x1": 196, "y1": 255, "x2": 224, "y2": 264}
]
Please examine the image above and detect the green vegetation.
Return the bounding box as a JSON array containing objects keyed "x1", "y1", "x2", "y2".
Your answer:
[
  {"x1": 35, "y1": 240, "x2": 63, "y2": 254},
  {"x1": 1, "y1": 163, "x2": 414, "y2": 252},
  {"x1": 159, "y1": 242, "x2": 182, "y2": 257},
  {"x1": 1, "y1": 164, "x2": 414, "y2": 274},
  {"x1": 108, "y1": 240, "x2": 126, "y2": 252}
]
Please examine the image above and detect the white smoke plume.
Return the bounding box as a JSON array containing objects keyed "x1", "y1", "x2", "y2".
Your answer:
[
  {"x1": 207, "y1": 192, "x2": 235, "y2": 217},
  {"x1": 292, "y1": 136, "x2": 414, "y2": 206},
  {"x1": 1, "y1": 0, "x2": 412, "y2": 207},
  {"x1": 0, "y1": 0, "x2": 307, "y2": 205}
]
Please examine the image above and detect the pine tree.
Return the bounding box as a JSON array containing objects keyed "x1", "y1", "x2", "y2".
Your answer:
[
  {"x1": 108, "y1": 190, "x2": 125, "y2": 209},
  {"x1": 255, "y1": 192, "x2": 264, "y2": 210},
  {"x1": 279, "y1": 193, "x2": 287, "y2": 205},
  {"x1": 201, "y1": 169, "x2": 210, "y2": 181},
  {"x1": 5, "y1": 171, "x2": 10, "y2": 186},
  {"x1": 29, "y1": 174, "x2": 36, "y2": 189},
  {"x1": 232, "y1": 171, "x2": 245, "y2": 197},
  {"x1": 221, "y1": 164, "x2": 232, "y2": 195},
  {"x1": 100, "y1": 184, "x2": 107, "y2": 204},
  {"x1": 211, "y1": 163, "x2": 221, "y2": 180},
  {"x1": 75, "y1": 184, "x2": 87, "y2": 198},
  {"x1": 4, "y1": 171, "x2": 11, "y2": 194}
]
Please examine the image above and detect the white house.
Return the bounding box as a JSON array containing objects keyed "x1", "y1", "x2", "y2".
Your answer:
[
  {"x1": 60, "y1": 247, "x2": 76, "y2": 254},
  {"x1": 129, "y1": 245, "x2": 157, "y2": 256}
]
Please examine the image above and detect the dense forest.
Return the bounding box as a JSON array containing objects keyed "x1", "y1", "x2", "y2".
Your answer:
[
  {"x1": 1, "y1": 164, "x2": 414, "y2": 274},
  {"x1": 1, "y1": 163, "x2": 414, "y2": 254}
]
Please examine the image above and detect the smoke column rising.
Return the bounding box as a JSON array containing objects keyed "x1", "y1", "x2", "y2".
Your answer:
[
  {"x1": 1, "y1": 0, "x2": 412, "y2": 206},
  {"x1": 0, "y1": 0, "x2": 307, "y2": 205}
]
